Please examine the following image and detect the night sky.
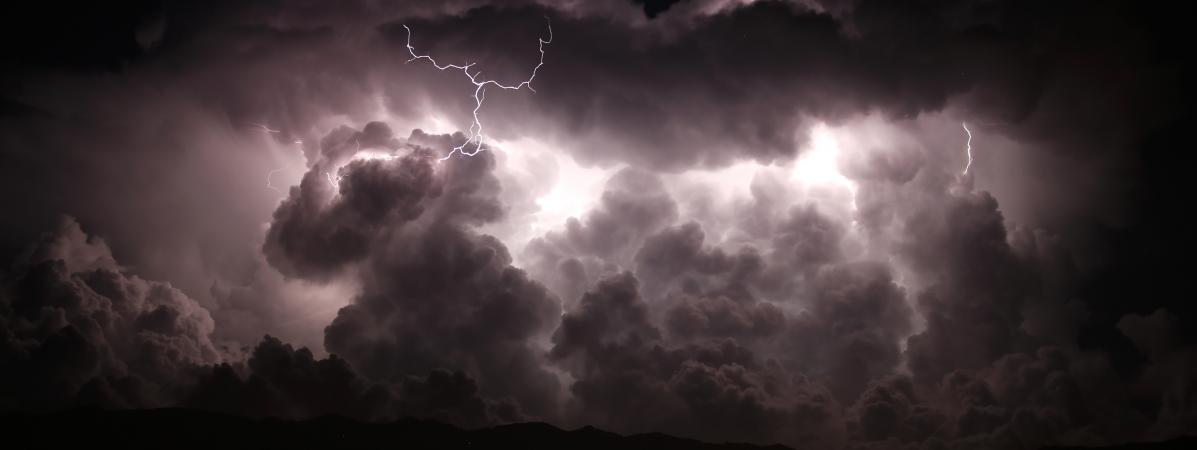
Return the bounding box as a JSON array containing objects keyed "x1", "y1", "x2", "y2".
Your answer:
[{"x1": 1, "y1": 1, "x2": 1194, "y2": 449}]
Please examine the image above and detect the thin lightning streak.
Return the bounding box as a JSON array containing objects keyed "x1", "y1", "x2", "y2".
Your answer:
[
  {"x1": 252, "y1": 123, "x2": 281, "y2": 134},
  {"x1": 325, "y1": 138, "x2": 361, "y2": 191},
  {"x1": 323, "y1": 137, "x2": 404, "y2": 192},
  {"x1": 266, "y1": 167, "x2": 287, "y2": 192},
  {"x1": 961, "y1": 122, "x2": 974, "y2": 175},
  {"x1": 325, "y1": 171, "x2": 342, "y2": 190},
  {"x1": 403, "y1": 17, "x2": 552, "y2": 160},
  {"x1": 251, "y1": 123, "x2": 303, "y2": 194}
]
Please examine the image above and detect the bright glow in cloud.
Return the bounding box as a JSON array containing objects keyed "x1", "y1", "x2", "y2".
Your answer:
[
  {"x1": 477, "y1": 137, "x2": 612, "y2": 266},
  {"x1": 324, "y1": 138, "x2": 402, "y2": 193},
  {"x1": 502, "y1": 139, "x2": 609, "y2": 235},
  {"x1": 349, "y1": 151, "x2": 400, "y2": 162},
  {"x1": 535, "y1": 168, "x2": 601, "y2": 230},
  {"x1": 792, "y1": 123, "x2": 858, "y2": 211}
]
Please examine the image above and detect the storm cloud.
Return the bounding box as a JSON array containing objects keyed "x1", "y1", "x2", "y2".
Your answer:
[{"x1": 2, "y1": 0, "x2": 1195, "y2": 449}]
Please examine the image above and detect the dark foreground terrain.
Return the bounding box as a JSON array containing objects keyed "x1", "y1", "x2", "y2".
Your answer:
[
  {"x1": 1043, "y1": 436, "x2": 1197, "y2": 450},
  {"x1": 0, "y1": 408, "x2": 787, "y2": 450},
  {"x1": 0, "y1": 408, "x2": 1192, "y2": 450}
]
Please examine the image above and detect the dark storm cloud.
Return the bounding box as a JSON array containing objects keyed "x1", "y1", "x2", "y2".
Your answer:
[
  {"x1": 755, "y1": 204, "x2": 850, "y2": 301},
  {"x1": 185, "y1": 335, "x2": 392, "y2": 421},
  {"x1": 630, "y1": 222, "x2": 784, "y2": 343},
  {"x1": 2, "y1": 0, "x2": 1196, "y2": 449},
  {"x1": 0, "y1": 0, "x2": 1181, "y2": 262},
  {"x1": 185, "y1": 335, "x2": 514, "y2": 427},
  {"x1": 523, "y1": 167, "x2": 678, "y2": 306},
  {"x1": 511, "y1": 109, "x2": 1189, "y2": 448},
  {"x1": 828, "y1": 133, "x2": 1192, "y2": 448},
  {"x1": 263, "y1": 124, "x2": 563, "y2": 419},
  {"x1": 550, "y1": 271, "x2": 845, "y2": 448},
  {"x1": 844, "y1": 346, "x2": 1156, "y2": 449},
  {"x1": 786, "y1": 261, "x2": 912, "y2": 404},
  {"x1": 772, "y1": 205, "x2": 847, "y2": 269},
  {"x1": 0, "y1": 212, "x2": 526, "y2": 425},
  {"x1": 1, "y1": 217, "x2": 218, "y2": 411},
  {"x1": 322, "y1": 221, "x2": 563, "y2": 419},
  {"x1": 1118, "y1": 310, "x2": 1197, "y2": 439},
  {"x1": 543, "y1": 168, "x2": 678, "y2": 261},
  {"x1": 634, "y1": 221, "x2": 764, "y2": 299},
  {"x1": 665, "y1": 292, "x2": 785, "y2": 341},
  {"x1": 384, "y1": 1, "x2": 981, "y2": 170},
  {"x1": 896, "y1": 188, "x2": 1037, "y2": 386},
  {"x1": 0, "y1": 0, "x2": 449, "y2": 308},
  {"x1": 634, "y1": 0, "x2": 689, "y2": 19},
  {"x1": 373, "y1": 0, "x2": 1173, "y2": 173},
  {"x1": 263, "y1": 126, "x2": 437, "y2": 280}
]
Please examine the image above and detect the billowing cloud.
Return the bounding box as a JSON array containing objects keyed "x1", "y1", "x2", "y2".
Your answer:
[
  {"x1": 2, "y1": 1, "x2": 1195, "y2": 449},
  {"x1": 1, "y1": 217, "x2": 218, "y2": 411},
  {"x1": 262, "y1": 124, "x2": 563, "y2": 419},
  {"x1": 550, "y1": 271, "x2": 845, "y2": 448}
]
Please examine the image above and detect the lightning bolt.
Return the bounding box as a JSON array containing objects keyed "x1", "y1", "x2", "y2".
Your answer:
[
  {"x1": 961, "y1": 121, "x2": 973, "y2": 175},
  {"x1": 325, "y1": 171, "x2": 343, "y2": 191},
  {"x1": 250, "y1": 123, "x2": 304, "y2": 194},
  {"x1": 266, "y1": 166, "x2": 289, "y2": 193},
  {"x1": 324, "y1": 138, "x2": 359, "y2": 191},
  {"x1": 252, "y1": 123, "x2": 281, "y2": 135},
  {"x1": 270, "y1": 18, "x2": 552, "y2": 195},
  {"x1": 403, "y1": 17, "x2": 552, "y2": 160},
  {"x1": 322, "y1": 137, "x2": 403, "y2": 192}
]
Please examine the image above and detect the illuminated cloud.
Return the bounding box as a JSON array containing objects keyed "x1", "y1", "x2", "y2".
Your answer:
[{"x1": 0, "y1": 1, "x2": 1193, "y2": 449}]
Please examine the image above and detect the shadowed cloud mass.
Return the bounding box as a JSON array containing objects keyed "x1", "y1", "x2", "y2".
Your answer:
[{"x1": 1, "y1": 1, "x2": 1194, "y2": 449}]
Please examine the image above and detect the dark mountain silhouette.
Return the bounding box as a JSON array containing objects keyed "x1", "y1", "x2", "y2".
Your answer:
[
  {"x1": 0, "y1": 408, "x2": 791, "y2": 450},
  {"x1": 0, "y1": 408, "x2": 1191, "y2": 450},
  {"x1": 1042, "y1": 436, "x2": 1197, "y2": 450}
]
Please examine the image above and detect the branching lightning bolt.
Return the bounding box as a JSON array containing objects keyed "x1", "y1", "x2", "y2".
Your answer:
[
  {"x1": 324, "y1": 172, "x2": 340, "y2": 190},
  {"x1": 961, "y1": 122, "x2": 974, "y2": 175},
  {"x1": 251, "y1": 123, "x2": 303, "y2": 193},
  {"x1": 403, "y1": 17, "x2": 552, "y2": 160},
  {"x1": 324, "y1": 138, "x2": 360, "y2": 191}
]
